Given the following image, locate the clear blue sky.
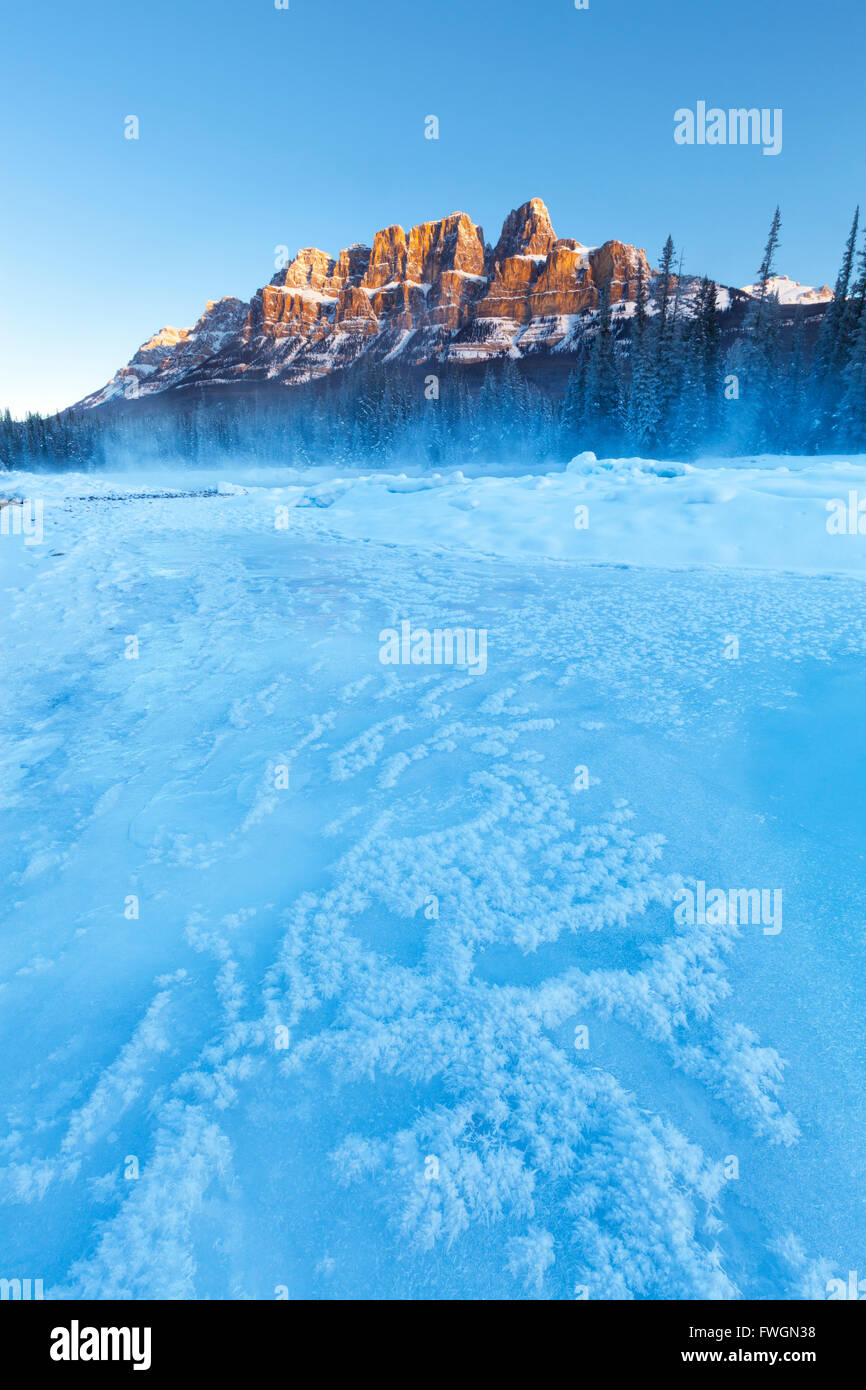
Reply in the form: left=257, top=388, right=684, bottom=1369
left=2, top=0, right=864, bottom=416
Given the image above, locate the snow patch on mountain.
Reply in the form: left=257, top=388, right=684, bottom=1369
left=740, top=275, right=833, bottom=306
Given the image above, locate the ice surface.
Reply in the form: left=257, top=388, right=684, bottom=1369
left=1, top=456, right=864, bottom=1299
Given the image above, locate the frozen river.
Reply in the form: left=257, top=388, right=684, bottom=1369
left=1, top=464, right=865, bottom=1299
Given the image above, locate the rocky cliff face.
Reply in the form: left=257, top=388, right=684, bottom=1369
left=78, top=199, right=682, bottom=406
left=119, top=297, right=249, bottom=398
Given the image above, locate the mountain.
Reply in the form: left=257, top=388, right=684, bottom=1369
left=76, top=198, right=809, bottom=410
left=739, top=274, right=833, bottom=306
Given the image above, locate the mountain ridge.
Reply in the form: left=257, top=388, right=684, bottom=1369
left=76, top=198, right=827, bottom=409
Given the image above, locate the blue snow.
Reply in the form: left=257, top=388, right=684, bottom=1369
left=0, top=465, right=864, bottom=1300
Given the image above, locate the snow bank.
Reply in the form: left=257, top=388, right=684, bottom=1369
left=296, top=453, right=866, bottom=575
left=6, top=452, right=866, bottom=576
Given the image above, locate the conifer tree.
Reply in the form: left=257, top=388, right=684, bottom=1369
left=654, top=235, right=677, bottom=355
left=561, top=358, right=587, bottom=455
left=736, top=208, right=784, bottom=451
left=584, top=285, right=621, bottom=451
left=816, top=207, right=860, bottom=378
left=651, top=236, right=680, bottom=443
left=625, top=260, right=661, bottom=451
left=750, top=206, right=782, bottom=335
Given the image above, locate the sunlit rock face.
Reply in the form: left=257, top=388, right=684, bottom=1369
left=77, top=198, right=706, bottom=404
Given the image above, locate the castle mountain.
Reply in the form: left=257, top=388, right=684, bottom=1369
left=77, top=198, right=825, bottom=409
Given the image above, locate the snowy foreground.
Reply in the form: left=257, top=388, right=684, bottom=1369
left=1, top=453, right=866, bottom=1300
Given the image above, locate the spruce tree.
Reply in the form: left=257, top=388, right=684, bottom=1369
left=561, top=358, right=587, bottom=456
left=625, top=260, right=661, bottom=451
left=651, top=236, right=680, bottom=445
left=816, top=207, right=860, bottom=377
left=738, top=207, right=784, bottom=451
left=584, top=284, right=620, bottom=452
left=750, top=206, right=782, bottom=335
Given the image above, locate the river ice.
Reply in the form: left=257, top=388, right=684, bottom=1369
left=1, top=461, right=864, bottom=1299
